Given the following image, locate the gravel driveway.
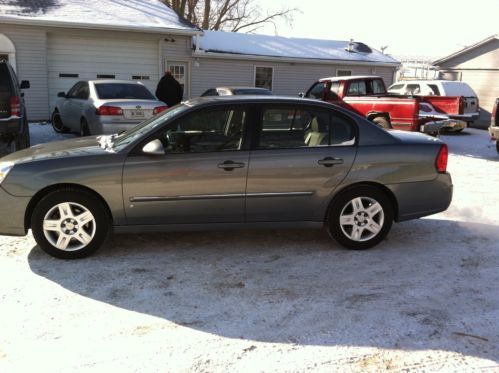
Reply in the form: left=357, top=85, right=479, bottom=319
left=0, top=125, right=498, bottom=372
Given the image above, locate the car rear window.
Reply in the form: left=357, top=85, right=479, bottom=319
left=0, top=63, right=13, bottom=92
left=95, top=83, right=155, bottom=100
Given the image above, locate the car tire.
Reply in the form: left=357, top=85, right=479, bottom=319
left=496, top=140, right=499, bottom=154
left=80, top=118, right=91, bottom=137
left=372, top=116, right=392, bottom=129
left=15, top=118, right=30, bottom=150
left=31, top=188, right=111, bottom=259
left=327, top=186, right=393, bottom=250
left=51, top=110, right=68, bottom=133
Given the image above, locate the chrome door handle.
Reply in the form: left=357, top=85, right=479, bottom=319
left=217, top=160, right=245, bottom=171
left=318, top=157, right=344, bottom=167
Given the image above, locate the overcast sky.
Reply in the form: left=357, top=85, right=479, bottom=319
left=254, top=0, right=498, bottom=59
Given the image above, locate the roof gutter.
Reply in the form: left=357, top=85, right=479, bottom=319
left=0, top=16, right=203, bottom=36
left=193, top=50, right=400, bottom=67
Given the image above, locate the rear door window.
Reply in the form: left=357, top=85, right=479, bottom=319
left=370, top=79, right=386, bottom=94
left=346, top=81, right=367, bottom=96
left=427, top=84, right=441, bottom=95
left=405, top=84, right=421, bottom=95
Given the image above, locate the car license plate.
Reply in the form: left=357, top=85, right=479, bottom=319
left=130, top=110, right=145, bottom=118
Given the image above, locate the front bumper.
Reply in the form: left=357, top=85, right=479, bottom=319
left=0, top=186, right=30, bottom=236
left=421, top=119, right=467, bottom=134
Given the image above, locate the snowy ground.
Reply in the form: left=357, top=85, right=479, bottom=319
left=0, top=124, right=498, bottom=372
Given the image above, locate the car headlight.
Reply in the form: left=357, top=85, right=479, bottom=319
left=0, top=162, right=14, bottom=184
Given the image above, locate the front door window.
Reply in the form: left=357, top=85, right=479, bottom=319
left=167, top=62, right=187, bottom=98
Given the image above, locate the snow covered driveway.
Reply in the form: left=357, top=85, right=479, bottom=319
left=0, top=125, right=498, bottom=372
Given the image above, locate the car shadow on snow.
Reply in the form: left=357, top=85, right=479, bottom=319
left=27, top=218, right=499, bottom=362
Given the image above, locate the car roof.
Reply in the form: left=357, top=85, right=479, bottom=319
left=88, top=80, right=144, bottom=85
left=319, top=75, right=381, bottom=82
left=184, top=95, right=338, bottom=108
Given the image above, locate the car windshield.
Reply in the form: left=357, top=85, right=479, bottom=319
left=94, top=83, right=155, bottom=100
left=110, top=104, right=190, bottom=151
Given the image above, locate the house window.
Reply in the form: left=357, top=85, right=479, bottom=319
left=59, top=73, right=79, bottom=78
left=255, top=66, right=273, bottom=91
left=337, top=69, right=352, bottom=77
left=97, top=74, right=115, bottom=79
left=132, top=75, right=150, bottom=80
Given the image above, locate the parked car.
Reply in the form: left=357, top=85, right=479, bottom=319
left=201, top=86, right=272, bottom=96
left=0, top=96, right=453, bottom=259
left=51, top=80, right=167, bottom=136
left=304, top=76, right=466, bottom=134
left=0, top=59, right=30, bottom=151
left=387, top=80, right=479, bottom=125
left=488, top=98, right=499, bottom=153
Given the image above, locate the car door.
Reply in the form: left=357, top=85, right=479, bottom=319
left=122, top=104, right=251, bottom=225
left=66, top=82, right=89, bottom=130
left=245, top=104, right=357, bottom=222
left=59, top=82, right=82, bottom=129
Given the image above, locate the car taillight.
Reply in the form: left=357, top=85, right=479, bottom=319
left=96, top=106, right=123, bottom=116
left=153, top=105, right=168, bottom=115
left=436, top=144, right=448, bottom=173
left=10, top=96, right=21, bottom=117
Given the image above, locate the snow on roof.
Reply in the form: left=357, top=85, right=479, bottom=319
left=197, top=30, right=399, bottom=65
left=0, top=0, right=200, bottom=34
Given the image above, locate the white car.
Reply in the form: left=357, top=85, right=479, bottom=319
left=51, top=80, right=167, bottom=136
left=388, top=80, right=479, bottom=124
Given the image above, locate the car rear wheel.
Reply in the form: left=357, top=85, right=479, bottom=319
left=31, top=189, right=111, bottom=259
left=51, top=110, right=68, bottom=133
left=80, top=118, right=91, bottom=137
left=327, top=186, right=393, bottom=250
left=496, top=140, right=499, bottom=154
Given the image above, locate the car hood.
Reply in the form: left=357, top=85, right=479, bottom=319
left=1, top=136, right=109, bottom=164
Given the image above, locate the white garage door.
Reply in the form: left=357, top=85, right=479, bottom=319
left=47, top=34, right=159, bottom=111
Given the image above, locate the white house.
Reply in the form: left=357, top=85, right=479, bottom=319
left=1, top=0, right=400, bottom=121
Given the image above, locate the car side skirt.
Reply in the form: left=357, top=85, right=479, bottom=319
left=113, top=221, right=324, bottom=234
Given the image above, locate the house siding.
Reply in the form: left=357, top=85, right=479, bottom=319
left=0, top=24, right=49, bottom=121
left=191, top=57, right=397, bottom=97
left=436, top=39, right=499, bottom=126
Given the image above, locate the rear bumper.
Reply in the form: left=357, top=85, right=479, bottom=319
left=387, top=173, right=453, bottom=222
left=0, top=116, right=22, bottom=136
left=489, top=126, right=499, bottom=140
left=93, top=119, right=144, bottom=135
left=449, top=112, right=480, bottom=122
left=421, top=119, right=466, bottom=134
left=0, top=186, right=29, bottom=236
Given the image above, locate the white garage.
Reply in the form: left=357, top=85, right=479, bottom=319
left=47, top=33, right=160, bottom=111
left=0, top=0, right=201, bottom=120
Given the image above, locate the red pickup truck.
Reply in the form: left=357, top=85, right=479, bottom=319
left=304, top=76, right=466, bottom=134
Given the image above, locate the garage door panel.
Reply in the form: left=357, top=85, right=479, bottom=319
left=47, top=34, right=159, bottom=111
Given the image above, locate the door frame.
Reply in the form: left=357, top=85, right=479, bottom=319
left=164, top=60, right=191, bottom=99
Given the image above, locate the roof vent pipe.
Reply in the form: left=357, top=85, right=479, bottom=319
left=347, top=39, right=354, bottom=52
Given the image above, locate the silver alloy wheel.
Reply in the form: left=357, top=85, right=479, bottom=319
left=339, top=196, right=384, bottom=242
left=42, top=202, right=96, bottom=251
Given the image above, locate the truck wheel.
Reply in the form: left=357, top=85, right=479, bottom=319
left=327, top=186, right=393, bottom=250
left=15, top=120, right=30, bottom=150
left=51, top=110, right=68, bottom=133
left=372, top=116, right=392, bottom=129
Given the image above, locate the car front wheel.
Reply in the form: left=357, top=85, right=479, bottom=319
left=31, top=189, right=110, bottom=259
left=51, top=110, right=68, bottom=133
left=328, top=186, right=393, bottom=250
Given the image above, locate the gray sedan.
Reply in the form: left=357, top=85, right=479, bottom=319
left=0, top=96, right=452, bottom=259
left=51, top=80, right=167, bottom=136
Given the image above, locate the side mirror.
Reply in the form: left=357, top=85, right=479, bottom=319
left=20, top=80, right=30, bottom=89
left=142, top=139, right=165, bottom=155
left=57, top=91, right=66, bottom=98
left=298, top=92, right=305, bottom=98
